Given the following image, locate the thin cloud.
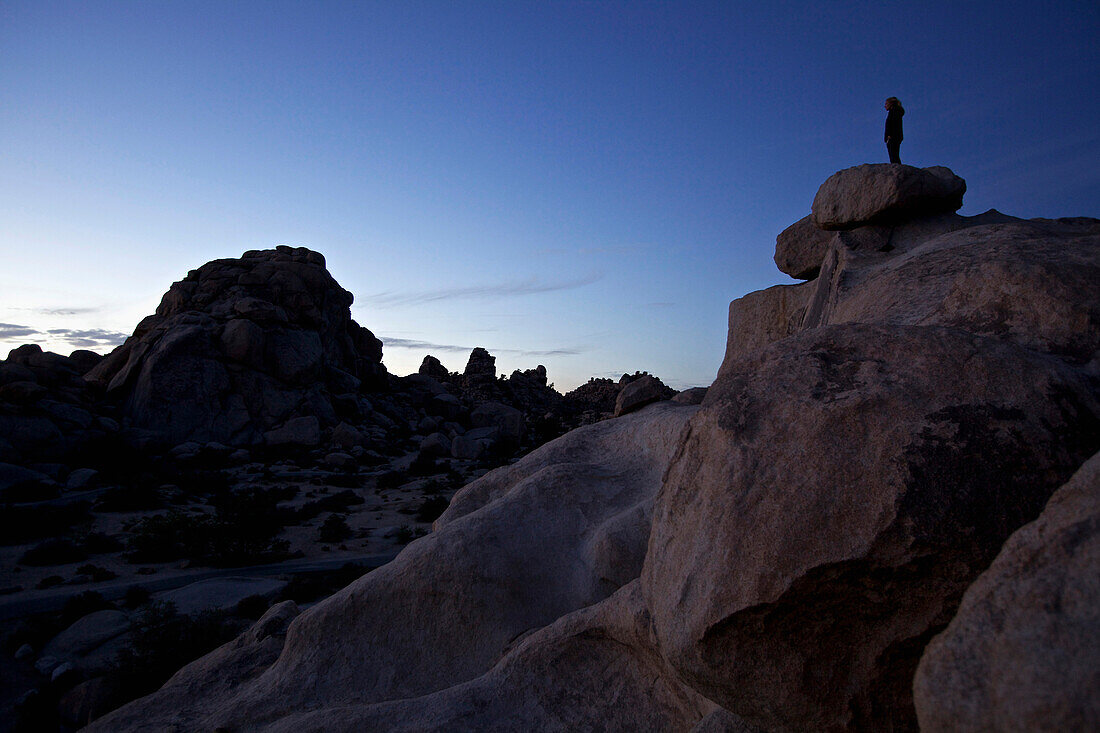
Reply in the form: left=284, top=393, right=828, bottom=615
left=360, top=274, right=602, bottom=308
left=45, top=328, right=128, bottom=348
left=382, top=337, right=472, bottom=353
left=35, top=307, right=102, bottom=316
left=0, top=323, right=38, bottom=339
left=382, top=336, right=583, bottom=359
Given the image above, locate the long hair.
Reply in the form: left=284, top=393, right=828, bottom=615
left=885, top=97, right=905, bottom=114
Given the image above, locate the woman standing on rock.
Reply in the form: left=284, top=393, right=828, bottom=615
left=885, top=97, right=904, bottom=164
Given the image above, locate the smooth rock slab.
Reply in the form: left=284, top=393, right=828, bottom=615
left=155, top=577, right=288, bottom=616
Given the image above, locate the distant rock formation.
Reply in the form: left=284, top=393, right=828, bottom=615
left=71, top=165, right=1100, bottom=731
left=84, top=246, right=385, bottom=446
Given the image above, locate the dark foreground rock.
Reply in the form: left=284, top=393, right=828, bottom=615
left=913, top=451, right=1100, bottom=732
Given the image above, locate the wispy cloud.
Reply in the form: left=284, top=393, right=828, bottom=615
left=35, top=307, right=102, bottom=316
left=359, top=274, right=602, bottom=308
left=0, top=323, right=38, bottom=339
left=382, top=337, right=472, bottom=353
left=45, top=328, right=128, bottom=348
left=381, top=336, right=583, bottom=359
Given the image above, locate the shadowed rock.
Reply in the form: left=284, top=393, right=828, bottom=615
left=914, top=451, right=1100, bottom=732
left=84, top=246, right=385, bottom=446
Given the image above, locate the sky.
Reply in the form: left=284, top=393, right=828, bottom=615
left=1, top=1, right=1097, bottom=391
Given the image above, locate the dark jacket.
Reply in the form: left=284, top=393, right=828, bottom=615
left=885, top=107, right=904, bottom=143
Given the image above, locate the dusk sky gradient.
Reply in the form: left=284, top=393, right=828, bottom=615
left=2, top=1, right=1097, bottom=389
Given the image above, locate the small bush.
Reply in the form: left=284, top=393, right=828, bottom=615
left=95, top=484, right=164, bottom=512
left=408, top=453, right=439, bottom=476
left=415, top=496, right=450, bottom=523
left=318, top=514, right=352, bottom=543
left=376, top=470, right=406, bottom=490
left=0, top=503, right=91, bottom=546
left=234, top=594, right=271, bottom=619
left=19, top=538, right=87, bottom=566
left=36, top=575, right=63, bottom=589
left=81, top=531, right=124, bottom=554
left=77, top=563, right=118, bottom=582
left=59, top=591, right=113, bottom=627
left=295, top=489, right=364, bottom=521
left=123, top=585, right=151, bottom=609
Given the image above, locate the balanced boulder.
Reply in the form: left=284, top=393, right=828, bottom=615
left=811, top=164, right=966, bottom=230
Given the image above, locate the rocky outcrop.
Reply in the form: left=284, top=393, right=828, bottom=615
left=88, top=401, right=698, bottom=730
left=0, top=344, right=109, bottom=465
left=811, top=164, right=966, bottom=230
left=644, top=324, right=1099, bottom=731
left=84, top=166, right=1100, bottom=731
left=85, top=246, right=385, bottom=446
left=913, top=451, right=1100, bottom=732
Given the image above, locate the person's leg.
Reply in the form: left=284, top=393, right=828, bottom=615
left=887, top=140, right=901, bottom=164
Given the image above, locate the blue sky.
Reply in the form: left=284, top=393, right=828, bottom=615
left=1, top=1, right=1097, bottom=390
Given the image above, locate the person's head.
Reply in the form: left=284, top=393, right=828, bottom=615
left=885, top=97, right=902, bottom=111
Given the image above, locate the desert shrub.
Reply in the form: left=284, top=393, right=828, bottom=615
left=0, top=502, right=91, bottom=545
left=415, top=496, right=450, bottom=523
left=234, top=594, right=271, bottom=619
left=107, top=602, right=240, bottom=707
left=19, top=537, right=87, bottom=566
left=126, top=488, right=292, bottom=567
left=393, top=525, right=417, bottom=544
left=295, top=489, right=364, bottom=521
left=36, top=575, right=63, bottom=589
left=76, top=563, right=118, bottom=582
left=408, top=453, right=438, bottom=476
left=95, top=483, right=164, bottom=512
left=123, top=585, right=151, bottom=609
left=0, top=480, right=59, bottom=503
left=376, top=470, right=406, bottom=490
left=124, top=510, right=206, bottom=564
left=278, top=563, right=372, bottom=604
left=80, top=531, right=124, bottom=554
left=318, top=514, right=352, bottom=543
left=59, top=591, right=114, bottom=627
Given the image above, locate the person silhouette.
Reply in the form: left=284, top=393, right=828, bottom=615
left=884, top=97, right=904, bottom=164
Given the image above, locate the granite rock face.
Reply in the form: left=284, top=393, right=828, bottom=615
left=644, top=324, right=1099, bottom=731
left=84, top=167, right=1100, bottom=731
left=85, top=246, right=385, bottom=445
left=913, top=451, right=1100, bottom=732
left=811, top=164, right=966, bottom=230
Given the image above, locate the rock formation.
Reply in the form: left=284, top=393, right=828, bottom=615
left=81, top=165, right=1100, bottom=731
left=85, top=246, right=386, bottom=446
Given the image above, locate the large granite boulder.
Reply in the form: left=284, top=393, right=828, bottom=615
left=812, top=164, right=966, bottom=230
left=643, top=324, right=1100, bottom=731
left=913, top=451, right=1100, bottom=732
left=774, top=214, right=835, bottom=279
left=85, top=246, right=386, bottom=445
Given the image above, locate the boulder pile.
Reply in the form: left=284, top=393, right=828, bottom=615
left=84, top=246, right=386, bottom=446
left=72, top=164, right=1100, bottom=731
